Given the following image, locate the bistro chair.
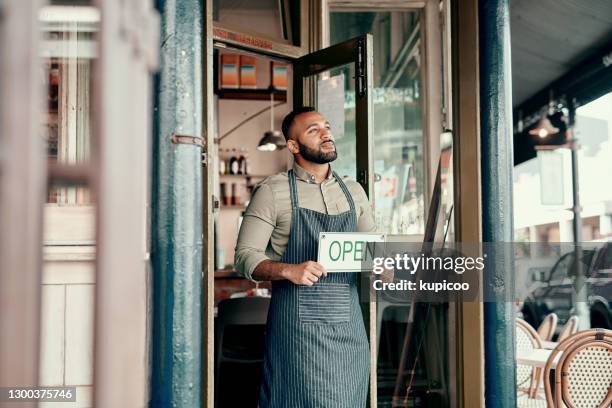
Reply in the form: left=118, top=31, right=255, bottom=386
left=537, top=313, right=558, bottom=342
left=516, top=318, right=542, bottom=399
left=526, top=316, right=580, bottom=401
left=543, top=329, right=612, bottom=407
left=556, top=316, right=579, bottom=343
left=214, top=296, right=270, bottom=407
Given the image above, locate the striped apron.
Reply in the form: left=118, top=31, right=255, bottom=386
left=259, top=169, right=369, bottom=408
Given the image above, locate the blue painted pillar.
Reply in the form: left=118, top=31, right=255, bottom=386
left=479, top=0, right=516, bottom=406
left=151, top=0, right=203, bottom=406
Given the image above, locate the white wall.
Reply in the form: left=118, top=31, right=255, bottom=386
left=40, top=207, right=95, bottom=408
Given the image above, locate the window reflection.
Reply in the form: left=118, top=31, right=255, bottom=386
left=331, top=11, right=426, bottom=235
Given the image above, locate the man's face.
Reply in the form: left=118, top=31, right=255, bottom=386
left=288, top=111, right=337, bottom=164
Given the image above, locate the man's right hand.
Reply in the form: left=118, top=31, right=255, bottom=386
left=282, top=261, right=327, bottom=286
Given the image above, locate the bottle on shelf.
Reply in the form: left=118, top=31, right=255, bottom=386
left=229, top=148, right=239, bottom=175
left=238, top=148, right=249, bottom=175
left=230, top=183, right=238, bottom=206
left=224, top=149, right=232, bottom=175
left=218, top=148, right=226, bottom=175
left=220, top=182, right=230, bottom=206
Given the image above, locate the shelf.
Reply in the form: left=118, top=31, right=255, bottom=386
left=216, top=88, right=287, bottom=101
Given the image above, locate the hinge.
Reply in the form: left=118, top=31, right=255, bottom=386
left=171, top=133, right=203, bottom=147
left=356, top=39, right=366, bottom=97
left=358, top=169, right=368, bottom=187
left=212, top=195, right=220, bottom=213
left=170, top=133, right=206, bottom=166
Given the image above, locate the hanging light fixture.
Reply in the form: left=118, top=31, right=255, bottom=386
left=257, top=92, right=286, bottom=151
left=529, top=91, right=560, bottom=139
left=528, top=114, right=559, bottom=139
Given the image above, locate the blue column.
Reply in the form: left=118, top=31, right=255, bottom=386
left=151, top=0, right=203, bottom=406
left=479, top=0, right=516, bottom=406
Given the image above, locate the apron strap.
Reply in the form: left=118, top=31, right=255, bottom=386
left=288, top=169, right=299, bottom=208
left=333, top=171, right=357, bottom=215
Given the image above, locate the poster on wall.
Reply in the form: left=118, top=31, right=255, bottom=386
left=220, top=54, right=239, bottom=88
left=271, top=61, right=288, bottom=90
left=240, top=56, right=257, bottom=89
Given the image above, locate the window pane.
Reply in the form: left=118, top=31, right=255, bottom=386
left=331, top=11, right=426, bottom=235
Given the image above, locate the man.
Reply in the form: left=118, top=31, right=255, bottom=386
left=235, top=107, right=376, bottom=407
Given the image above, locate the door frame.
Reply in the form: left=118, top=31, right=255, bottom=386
left=0, top=0, right=46, bottom=396
left=203, top=1, right=485, bottom=407
left=204, top=28, right=377, bottom=407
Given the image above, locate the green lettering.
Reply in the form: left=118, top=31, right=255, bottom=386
left=342, top=241, right=353, bottom=261
left=329, top=241, right=342, bottom=261
left=354, top=241, right=364, bottom=261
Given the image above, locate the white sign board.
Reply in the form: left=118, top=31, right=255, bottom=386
left=538, top=150, right=566, bottom=206
left=318, top=232, right=385, bottom=272
left=317, top=74, right=345, bottom=138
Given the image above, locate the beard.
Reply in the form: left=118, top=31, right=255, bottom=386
left=298, top=141, right=338, bottom=164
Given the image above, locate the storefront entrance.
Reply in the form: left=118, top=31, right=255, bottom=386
left=204, top=1, right=468, bottom=407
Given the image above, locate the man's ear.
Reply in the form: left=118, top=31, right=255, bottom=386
left=287, top=139, right=299, bottom=154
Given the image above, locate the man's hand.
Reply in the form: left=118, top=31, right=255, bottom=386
left=282, top=261, right=328, bottom=286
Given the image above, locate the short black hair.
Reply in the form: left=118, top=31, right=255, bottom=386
left=281, top=106, right=316, bottom=140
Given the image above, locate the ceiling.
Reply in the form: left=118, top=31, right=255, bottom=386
left=510, top=0, right=612, bottom=107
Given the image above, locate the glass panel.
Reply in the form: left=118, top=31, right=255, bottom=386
left=308, top=64, right=357, bottom=179
left=41, top=5, right=96, bottom=205
left=297, top=63, right=357, bottom=179
left=331, top=11, right=425, bottom=235
left=214, top=0, right=292, bottom=44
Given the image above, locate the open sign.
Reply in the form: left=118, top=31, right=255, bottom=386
left=318, top=232, right=386, bottom=272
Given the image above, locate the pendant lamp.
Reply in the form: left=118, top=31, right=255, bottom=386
left=257, top=92, right=286, bottom=151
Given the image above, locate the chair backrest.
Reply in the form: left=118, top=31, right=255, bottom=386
left=543, top=329, right=612, bottom=408
left=557, top=316, right=579, bottom=342
left=516, top=318, right=542, bottom=388
left=216, top=296, right=270, bottom=326
left=560, top=339, right=612, bottom=408
left=537, top=313, right=558, bottom=342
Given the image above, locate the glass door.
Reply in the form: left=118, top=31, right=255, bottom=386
left=293, top=34, right=373, bottom=195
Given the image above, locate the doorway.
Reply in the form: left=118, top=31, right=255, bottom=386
left=210, top=33, right=375, bottom=407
